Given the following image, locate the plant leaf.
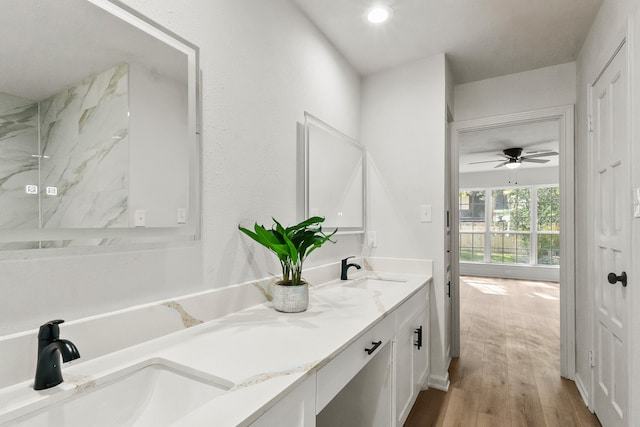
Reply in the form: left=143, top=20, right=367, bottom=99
left=282, top=232, right=299, bottom=264
left=286, top=216, right=325, bottom=233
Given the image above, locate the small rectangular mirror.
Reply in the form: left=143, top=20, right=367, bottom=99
left=304, top=112, right=365, bottom=233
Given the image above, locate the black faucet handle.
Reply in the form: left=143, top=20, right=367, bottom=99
left=38, top=319, right=65, bottom=341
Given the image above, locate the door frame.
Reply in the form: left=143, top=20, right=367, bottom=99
left=450, top=105, right=576, bottom=379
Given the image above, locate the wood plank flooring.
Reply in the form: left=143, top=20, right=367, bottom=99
left=405, top=276, right=601, bottom=427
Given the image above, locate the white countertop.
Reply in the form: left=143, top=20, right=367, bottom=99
left=0, top=271, right=430, bottom=426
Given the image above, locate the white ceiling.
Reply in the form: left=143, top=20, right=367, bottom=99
left=291, top=0, right=602, bottom=84
left=0, top=0, right=187, bottom=101
left=458, top=119, right=560, bottom=173
left=291, top=0, right=589, bottom=174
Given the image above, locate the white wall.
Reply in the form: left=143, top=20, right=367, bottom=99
left=454, top=62, right=576, bottom=121
left=360, top=54, right=449, bottom=386
left=0, top=0, right=362, bottom=335
left=574, top=0, right=637, bottom=414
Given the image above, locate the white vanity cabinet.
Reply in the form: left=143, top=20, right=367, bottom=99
left=395, top=286, right=430, bottom=426
left=316, top=312, right=396, bottom=413
left=316, top=312, right=395, bottom=427
left=250, top=375, right=317, bottom=427
left=315, top=282, right=430, bottom=427
left=234, top=279, right=430, bottom=427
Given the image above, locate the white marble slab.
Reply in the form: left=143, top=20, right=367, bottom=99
left=0, top=92, right=39, bottom=233
left=39, top=63, right=129, bottom=229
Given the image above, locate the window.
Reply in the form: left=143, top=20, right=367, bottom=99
left=536, top=186, right=560, bottom=265
left=490, top=188, right=530, bottom=264
left=459, top=186, right=559, bottom=266
left=459, top=191, right=485, bottom=262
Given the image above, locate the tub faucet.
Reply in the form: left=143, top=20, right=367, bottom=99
left=341, top=256, right=361, bottom=280
left=34, top=319, right=80, bottom=390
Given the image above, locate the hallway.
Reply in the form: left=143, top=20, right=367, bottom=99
left=405, top=276, right=601, bottom=426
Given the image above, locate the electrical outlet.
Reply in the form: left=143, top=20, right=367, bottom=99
left=367, top=231, right=377, bottom=248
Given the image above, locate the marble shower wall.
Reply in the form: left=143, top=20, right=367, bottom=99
left=0, top=93, right=39, bottom=232
left=0, top=63, right=129, bottom=249
left=39, top=63, right=129, bottom=229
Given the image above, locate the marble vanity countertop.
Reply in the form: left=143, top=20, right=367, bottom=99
left=0, top=271, right=430, bottom=426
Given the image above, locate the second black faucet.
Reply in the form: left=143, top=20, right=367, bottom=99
left=341, top=256, right=361, bottom=280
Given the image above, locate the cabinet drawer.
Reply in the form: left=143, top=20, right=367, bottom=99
left=316, top=313, right=395, bottom=412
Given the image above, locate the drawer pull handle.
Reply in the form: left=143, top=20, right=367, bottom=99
left=365, top=340, right=382, bottom=355
left=414, top=326, right=423, bottom=349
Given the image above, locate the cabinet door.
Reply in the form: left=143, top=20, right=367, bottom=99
left=396, top=305, right=429, bottom=426
left=395, top=309, right=417, bottom=425
left=412, top=307, right=429, bottom=392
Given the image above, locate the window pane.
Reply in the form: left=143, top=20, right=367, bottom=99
left=490, top=233, right=530, bottom=264
left=459, top=191, right=485, bottom=232
left=537, top=186, right=560, bottom=231
left=538, top=234, right=560, bottom=265
left=459, top=233, right=484, bottom=262
left=491, top=188, right=530, bottom=232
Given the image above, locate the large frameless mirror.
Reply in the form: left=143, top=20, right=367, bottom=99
left=304, top=112, right=365, bottom=233
left=0, top=0, right=200, bottom=250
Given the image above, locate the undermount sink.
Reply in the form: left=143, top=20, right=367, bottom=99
left=345, top=277, right=407, bottom=290
left=10, top=358, right=233, bottom=426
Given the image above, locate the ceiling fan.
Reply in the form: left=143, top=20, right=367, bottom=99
left=469, top=147, right=558, bottom=169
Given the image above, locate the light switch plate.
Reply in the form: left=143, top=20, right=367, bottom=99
left=134, top=210, right=146, bottom=227
left=634, top=188, right=640, bottom=218
left=420, top=204, right=432, bottom=223
left=177, top=208, right=187, bottom=224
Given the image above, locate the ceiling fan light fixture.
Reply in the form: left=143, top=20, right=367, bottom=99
left=366, top=5, right=393, bottom=24
left=505, top=161, right=521, bottom=170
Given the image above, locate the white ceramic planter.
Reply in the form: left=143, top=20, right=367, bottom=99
left=272, top=282, right=309, bottom=313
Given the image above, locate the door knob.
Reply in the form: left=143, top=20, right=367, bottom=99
left=607, top=271, right=627, bottom=287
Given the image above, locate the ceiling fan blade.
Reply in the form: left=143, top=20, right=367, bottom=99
left=494, top=161, right=508, bottom=168
left=522, top=151, right=558, bottom=159
left=469, top=159, right=504, bottom=164
left=521, top=158, right=549, bottom=163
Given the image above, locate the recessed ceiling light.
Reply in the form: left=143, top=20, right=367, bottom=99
left=367, top=5, right=393, bottom=24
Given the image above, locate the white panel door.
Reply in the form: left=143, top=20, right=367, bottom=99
left=591, top=43, right=630, bottom=427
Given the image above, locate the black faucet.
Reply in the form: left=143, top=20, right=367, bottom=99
left=341, top=256, right=362, bottom=280
left=34, top=319, right=80, bottom=390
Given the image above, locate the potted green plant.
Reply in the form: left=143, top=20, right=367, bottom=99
left=238, top=216, right=336, bottom=312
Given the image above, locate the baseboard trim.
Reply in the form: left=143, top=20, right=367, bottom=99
left=427, top=372, right=450, bottom=391
left=575, top=373, right=592, bottom=410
